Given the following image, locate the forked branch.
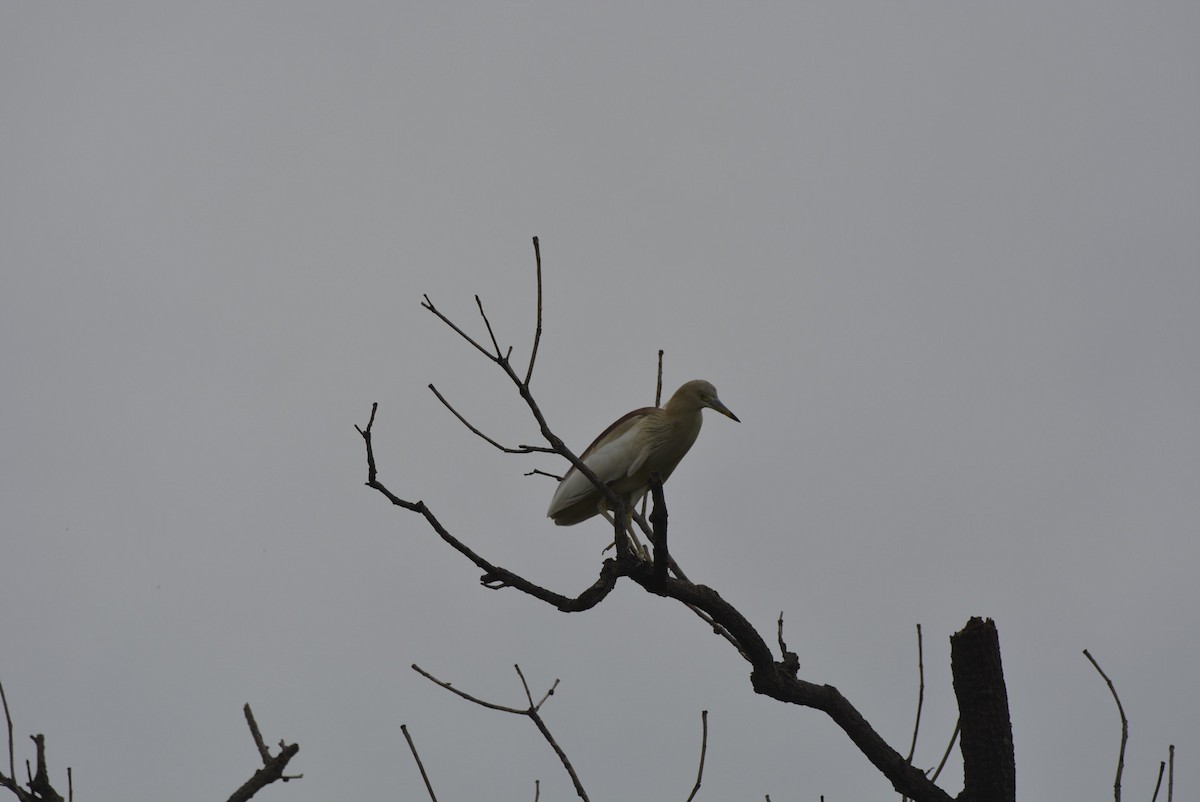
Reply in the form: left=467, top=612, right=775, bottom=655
left=225, top=705, right=301, bottom=802
left=412, top=664, right=589, bottom=802
left=0, top=682, right=66, bottom=802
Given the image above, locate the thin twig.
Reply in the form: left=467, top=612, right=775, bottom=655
left=776, top=612, right=799, bottom=674
left=475, top=295, right=504, bottom=358
left=412, top=664, right=589, bottom=802
left=401, top=725, right=439, bottom=802
left=411, top=664, right=527, bottom=714
left=1167, top=744, right=1174, bottom=802
left=905, top=624, right=926, bottom=764
left=1149, top=760, right=1165, bottom=802
left=527, top=704, right=588, bottom=802
left=243, top=704, right=271, bottom=764
left=928, top=719, right=959, bottom=784
left=1084, top=649, right=1127, bottom=802
left=684, top=710, right=709, bottom=802
left=533, top=679, right=560, bottom=712
left=428, top=384, right=555, bottom=454
left=655, top=350, right=664, bottom=407
left=66, top=766, right=71, bottom=802
left=0, top=681, right=13, bottom=787
left=515, top=665, right=536, bottom=708
left=422, top=294, right=495, bottom=360
left=525, top=468, right=564, bottom=481
left=430, top=308, right=633, bottom=525
left=524, top=236, right=543, bottom=386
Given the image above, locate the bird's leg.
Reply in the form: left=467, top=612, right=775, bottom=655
left=597, top=501, right=649, bottom=560
left=622, top=508, right=649, bottom=560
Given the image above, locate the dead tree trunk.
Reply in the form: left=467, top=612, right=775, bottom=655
left=951, top=617, right=1016, bottom=802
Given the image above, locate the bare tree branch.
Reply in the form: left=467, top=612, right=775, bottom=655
left=27, top=736, right=63, bottom=802
left=928, top=719, right=959, bottom=784
left=428, top=383, right=555, bottom=454
left=684, top=710, right=708, bottom=802
left=655, top=349, right=664, bottom=407
left=243, top=704, right=272, bottom=764
left=474, top=294, right=504, bottom=358
left=401, top=724, right=439, bottom=802
left=905, top=623, right=926, bottom=764
left=413, top=664, right=589, bottom=802
left=1168, top=743, right=1174, bottom=802
left=776, top=613, right=800, bottom=676
left=525, top=468, right=564, bottom=481
left=524, top=236, right=543, bottom=386
left=421, top=294, right=495, bottom=361
left=1150, top=759, right=1166, bottom=802
left=0, top=684, right=66, bottom=802
left=1084, top=649, right=1128, bottom=802
left=225, top=705, right=300, bottom=802
left=1, top=682, right=13, bottom=790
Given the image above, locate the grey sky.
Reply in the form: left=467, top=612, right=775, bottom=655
left=3, top=3, right=1198, bottom=800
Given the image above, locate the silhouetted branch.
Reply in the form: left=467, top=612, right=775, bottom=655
left=243, top=703, right=271, bottom=764
left=427, top=383, right=555, bottom=455
left=421, top=294, right=495, bottom=361
left=655, top=349, right=664, bottom=407
left=1084, top=649, right=1128, bottom=802
left=0, top=683, right=67, bottom=802
left=1166, top=744, right=1176, bottom=802
left=928, top=719, right=959, bottom=784
left=1168, top=744, right=1174, bottom=802
left=1150, top=759, right=1166, bottom=802
left=474, top=294, right=504, bottom=358
left=524, top=236, right=543, bottom=386
left=401, top=724, right=439, bottom=802
left=225, top=705, right=300, bottom=802
left=648, top=473, right=669, bottom=587
left=776, top=613, right=799, bottom=676
left=905, top=623, right=926, bottom=764
left=684, top=711, right=709, bottom=802
left=1, top=682, right=13, bottom=791
left=413, top=664, right=588, bottom=802
left=525, top=468, right=564, bottom=481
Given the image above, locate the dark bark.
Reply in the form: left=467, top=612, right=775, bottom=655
left=951, top=617, right=1015, bottom=802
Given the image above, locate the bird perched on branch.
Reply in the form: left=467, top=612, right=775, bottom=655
left=547, top=379, right=740, bottom=526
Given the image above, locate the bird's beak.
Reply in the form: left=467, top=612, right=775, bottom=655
left=710, top=398, right=740, bottom=422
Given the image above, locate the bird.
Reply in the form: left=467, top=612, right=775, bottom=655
left=547, top=379, right=739, bottom=527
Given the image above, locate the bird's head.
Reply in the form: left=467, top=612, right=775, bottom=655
left=671, top=379, right=740, bottom=422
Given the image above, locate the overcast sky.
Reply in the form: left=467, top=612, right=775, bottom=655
left=3, top=3, right=1198, bottom=800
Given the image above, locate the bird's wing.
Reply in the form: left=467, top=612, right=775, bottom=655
left=547, top=409, right=654, bottom=516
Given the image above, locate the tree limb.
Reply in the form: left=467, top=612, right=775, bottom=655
left=401, top=724, right=439, bottom=802
left=413, top=664, right=589, bottom=802
left=1083, top=648, right=1128, bottom=802
left=225, top=705, right=300, bottom=802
